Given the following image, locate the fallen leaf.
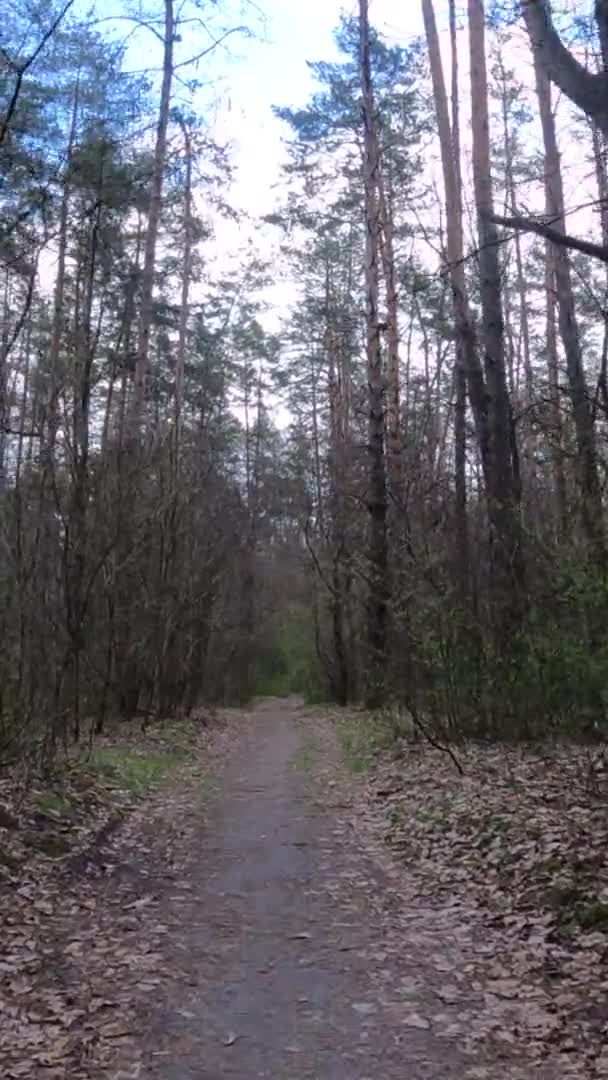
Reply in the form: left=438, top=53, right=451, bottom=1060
left=402, top=1013, right=430, bottom=1030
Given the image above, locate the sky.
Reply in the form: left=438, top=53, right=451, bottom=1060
left=209, top=0, right=426, bottom=220
left=72, top=1, right=602, bottom=427
left=172, top=0, right=431, bottom=339
left=206, top=1, right=596, bottom=269
left=84, top=0, right=431, bottom=345
left=82, top=0, right=598, bottom=295
left=161, top=0, right=424, bottom=420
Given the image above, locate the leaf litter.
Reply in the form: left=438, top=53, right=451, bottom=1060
left=350, top=733, right=608, bottom=1077
left=0, top=709, right=233, bottom=1079
left=4, top=703, right=607, bottom=1079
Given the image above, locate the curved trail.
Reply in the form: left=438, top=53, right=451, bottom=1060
left=140, top=699, right=481, bottom=1079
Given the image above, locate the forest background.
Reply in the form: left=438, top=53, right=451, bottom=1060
left=1, top=0, right=608, bottom=763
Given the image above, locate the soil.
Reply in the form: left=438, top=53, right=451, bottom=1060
left=135, top=699, right=533, bottom=1079
left=3, top=698, right=557, bottom=1078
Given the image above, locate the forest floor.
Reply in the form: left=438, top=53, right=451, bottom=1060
left=0, top=698, right=607, bottom=1078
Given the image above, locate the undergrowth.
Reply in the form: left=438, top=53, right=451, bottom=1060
left=89, top=746, right=187, bottom=797
left=336, top=710, right=399, bottom=773
left=290, top=732, right=321, bottom=772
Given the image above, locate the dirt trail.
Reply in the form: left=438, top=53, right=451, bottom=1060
left=137, top=699, right=520, bottom=1080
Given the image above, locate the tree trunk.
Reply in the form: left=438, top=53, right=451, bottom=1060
left=532, top=49, right=605, bottom=564
left=421, top=0, right=491, bottom=489
left=359, top=0, right=388, bottom=707
left=130, top=0, right=174, bottom=436
left=448, top=0, right=470, bottom=602
left=496, top=51, right=534, bottom=409
left=326, top=266, right=350, bottom=706
left=377, top=161, right=402, bottom=506
left=468, top=0, right=525, bottom=626
left=174, top=118, right=193, bottom=473
left=66, top=190, right=102, bottom=743
left=0, top=271, right=10, bottom=491
left=590, top=120, right=608, bottom=420
left=522, top=0, right=608, bottom=135
left=45, top=76, right=80, bottom=466
left=544, top=245, right=568, bottom=537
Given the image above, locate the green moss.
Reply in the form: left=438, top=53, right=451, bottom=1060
left=337, top=712, right=397, bottom=774
left=254, top=670, right=293, bottom=698
left=34, top=790, right=70, bottom=817
left=490, top=814, right=510, bottom=833
left=575, top=899, right=608, bottom=930
left=0, top=846, right=21, bottom=870
left=548, top=880, right=582, bottom=910
left=477, top=830, right=494, bottom=850
left=252, top=604, right=330, bottom=704
left=427, top=803, right=452, bottom=831
left=539, top=853, right=564, bottom=877
left=90, top=746, right=187, bottom=796
left=290, top=733, right=321, bottom=772
left=388, top=801, right=409, bottom=829
left=477, top=813, right=512, bottom=850
left=32, top=833, right=71, bottom=856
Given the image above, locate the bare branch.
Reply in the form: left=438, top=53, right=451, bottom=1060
left=91, top=14, right=165, bottom=45
left=521, top=1, right=608, bottom=134
left=406, top=698, right=464, bottom=775
left=173, top=25, right=249, bottom=70
left=488, top=209, right=608, bottom=265
left=0, top=0, right=75, bottom=149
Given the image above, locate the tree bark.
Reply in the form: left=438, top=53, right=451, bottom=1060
left=377, top=162, right=402, bottom=506
left=421, top=0, right=491, bottom=490
left=522, top=1, right=608, bottom=134
left=532, top=50, right=605, bottom=563
left=490, top=210, right=608, bottom=266
left=130, top=0, right=174, bottom=436
left=45, top=76, right=80, bottom=465
left=468, top=0, right=525, bottom=618
left=544, top=245, right=568, bottom=537
left=496, top=50, right=534, bottom=408
left=590, top=119, right=608, bottom=420
left=174, top=117, right=193, bottom=472
left=326, top=265, right=349, bottom=705
left=449, top=0, right=470, bottom=602
left=359, top=0, right=388, bottom=707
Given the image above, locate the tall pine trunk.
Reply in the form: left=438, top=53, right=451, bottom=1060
left=449, top=0, right=469, bottom=603
left=359, top=0, right=388, bottom=707
left=378, top=162, right=402, bottom=506
left=130, top=0, right=174, bottom=436
left=468, top=0, right=525, bottom=634
left=544, top=246, right=568, bottom=538
left=174, top=117, right=193, bottom=473
left=530, top=42, right=605, bottom=565
left=422, top=0, right=490, bottom=489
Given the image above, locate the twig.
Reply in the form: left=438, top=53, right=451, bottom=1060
left=406, top=700, right=463, bottom=775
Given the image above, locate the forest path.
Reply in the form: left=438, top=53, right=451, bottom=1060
left=137, top=699, right=519, bottom=1080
